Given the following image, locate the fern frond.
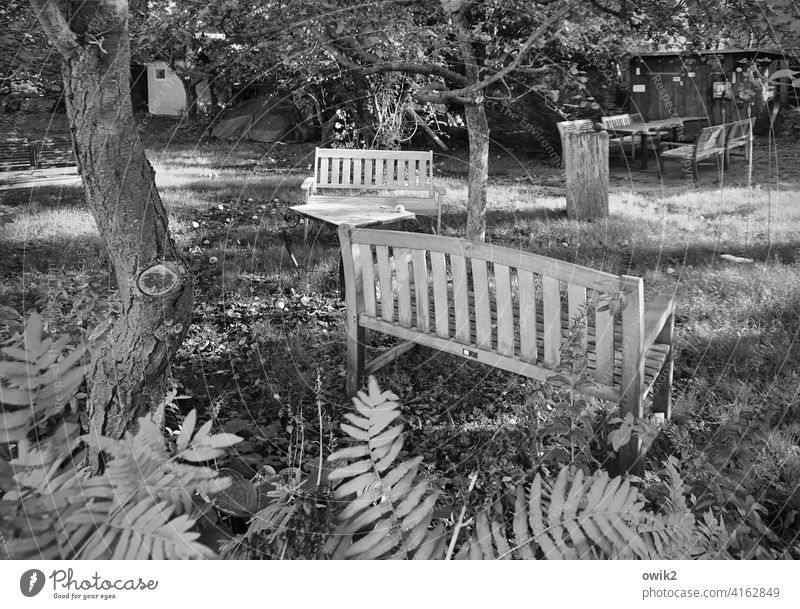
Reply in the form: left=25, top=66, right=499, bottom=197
left=460, top=467, right=695, bottom=559
left=0, top=312, right=87, bottom=444
left=326, top=377, right=444, bottom=559
left=70, top=498, right=215, bottom=559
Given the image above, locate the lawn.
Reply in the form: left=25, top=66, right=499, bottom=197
left=1, top=133, right=799, bottom=558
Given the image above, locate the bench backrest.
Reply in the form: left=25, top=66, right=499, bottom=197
left=694, top=125, right=726, bottom=159
left=724, top=118, right=755, bottom=147
left=0, top=140, right=35, bottom=171
left=339, top=226, right=645, bottom=397
left=312, top=148, right=434, bottom=195
left=34, top=139, right=75, bottom=168
left=556, top=119, right=594, bottom=138
left=629, top=113, right=644, bottom=123
left=601, top=114, right=631, bottom=129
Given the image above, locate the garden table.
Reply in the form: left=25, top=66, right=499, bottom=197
left=285, top=200, right=417, bottom=296
left=606, top=116, right=709, bottom=169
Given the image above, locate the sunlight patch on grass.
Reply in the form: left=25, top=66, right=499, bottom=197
left=1, top=207, right=97, bottom=245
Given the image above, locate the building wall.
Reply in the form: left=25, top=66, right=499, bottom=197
left=627, top=52, right=780, bottom=135
left=147, top=61, right=185, bottom=116
left=146, top=61, right=211, bottom=116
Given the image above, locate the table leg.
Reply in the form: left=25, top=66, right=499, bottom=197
left=640, top=131, right=648, bottom=170
left=338, top=252, right=346, bottom=300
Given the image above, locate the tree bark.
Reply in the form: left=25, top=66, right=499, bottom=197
left=180, top=76, right=199, bottom=122
left=31, top=0, right=192, bottom=443
left=464, top=101, right=490, bottom=242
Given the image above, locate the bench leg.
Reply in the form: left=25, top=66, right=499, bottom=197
left=652, top=313, right=675, bottom=420
left=346, top=324, right=366, bottom=398
left=618, top=394, right=644, bottom=476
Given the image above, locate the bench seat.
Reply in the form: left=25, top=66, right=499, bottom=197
left=660, top=145, right=724, bottom=160
left=307, top=194, right=440, bottom=217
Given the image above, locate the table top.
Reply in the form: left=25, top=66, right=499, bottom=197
left=289, top=200, right=416, bottom=228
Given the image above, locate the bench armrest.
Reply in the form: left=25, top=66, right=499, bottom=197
left=300, top=177, right=316, bottom=192
left=643, top=293, right=676, bottom=353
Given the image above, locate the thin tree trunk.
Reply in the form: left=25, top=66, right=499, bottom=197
left=31, top=0, right=192, bottom=443
left=181, top=77, right=199, bottom=122
left=464, top=101, right=489, bottom=242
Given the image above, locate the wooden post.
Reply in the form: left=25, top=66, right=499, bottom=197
left=563, top=130, right=609, bottom=220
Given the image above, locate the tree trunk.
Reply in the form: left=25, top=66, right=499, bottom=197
left=181, top=76, right=199, bottom=122
left=464, top=101, right=490, bottom=242
left=31, top=0, right=192, bottom=443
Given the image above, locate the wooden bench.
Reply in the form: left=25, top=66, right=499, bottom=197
left=300, top=148, right=446, bottom=235
left=659, top=124, right=726, bottom=181
left=0, top=139, right=36, bottom=171
left=339, top=225, right=677, bottom=472
left=600, top=113, right=647, bottom=162
left=723, top=118, right=755, bottom=168
left=0, top=138, right=78, bottom=191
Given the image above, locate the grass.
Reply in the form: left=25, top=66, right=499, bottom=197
left=1, top=136, right=799, bottom=556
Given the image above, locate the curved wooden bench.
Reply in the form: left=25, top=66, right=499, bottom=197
left=339, top=225, right=676, bottom=472
left=300, top=148, right=445, bottom=235
left=659, top=124, right=726, bottom=181
left=0, top=138, right=78, bottom=190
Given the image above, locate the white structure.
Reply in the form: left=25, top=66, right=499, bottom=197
left=146, top=60, right=211, bottom=116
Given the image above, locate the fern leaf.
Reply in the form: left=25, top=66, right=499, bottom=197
left=327, top=377, right=441, bottom=559
left=512, top=485, right=536, bottom=559
left=462, top=466, right=697, bottom=560
left=177, top=410, right=196, bottom=451
left=328, top=445, right=370, bottom=461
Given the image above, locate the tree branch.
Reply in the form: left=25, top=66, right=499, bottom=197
left=431, top=4, right=574, bottom=102
left=29, top=0, right=81, bottom=58
left=315, top=29, right=468, bottom=86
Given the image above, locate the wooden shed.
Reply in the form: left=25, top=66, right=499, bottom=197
left=627, top=48, right=786, bottom=136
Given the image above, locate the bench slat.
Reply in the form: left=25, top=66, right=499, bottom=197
left=494, top=264, right=514, bottom=357
left=471, top=259, right=492, bottom=349
left=568, top=284, right=587, bottom=352
left=595, top=303, right=615, bottom=385
left=360, top=244, right=377, bottom=316
left=543, top=277, right=561, bottom=366
left=319, top=157, right=329, bottom=186
left=431, top=252, right=449, bottom=338
left=518, top=270, right=537, bottom=363
left=412, top=250, right=430, bottom=333
left=396, top=248, right=413, bottom=327
left=376, top=246, right=394, bottom=322
left=451, top=255, right=470, bottom=344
